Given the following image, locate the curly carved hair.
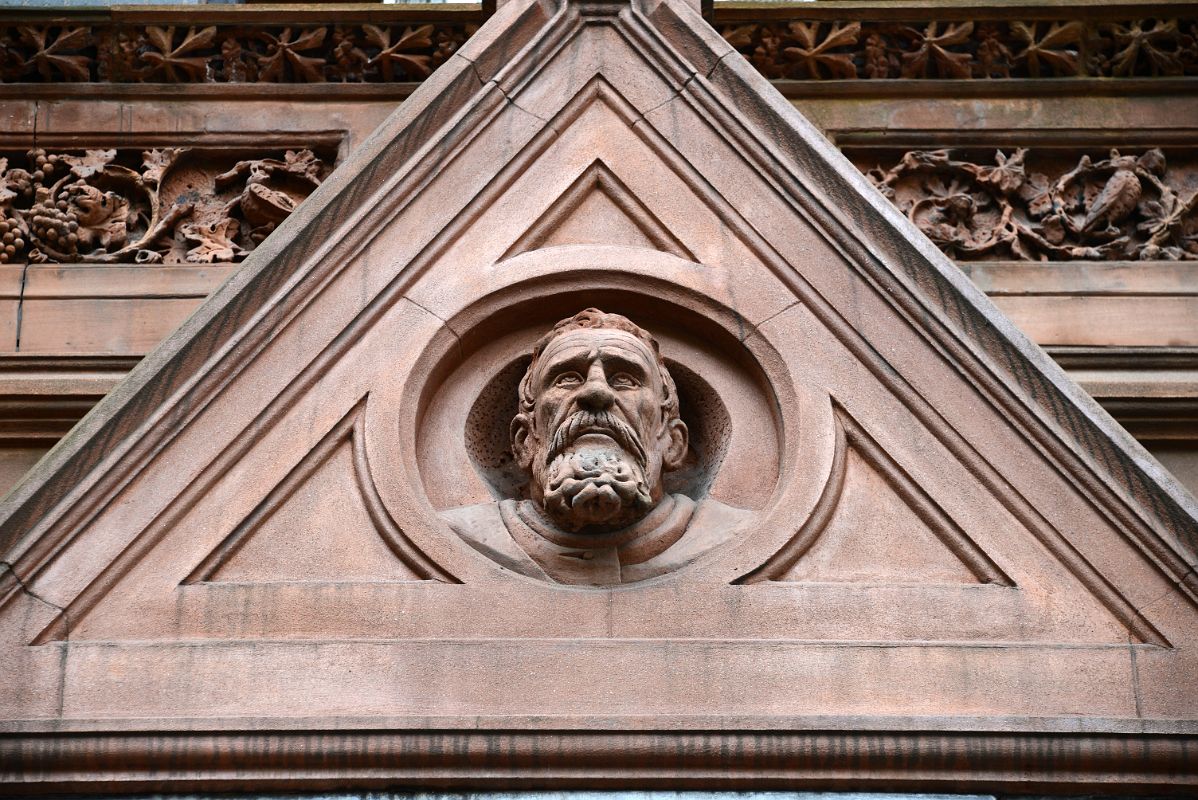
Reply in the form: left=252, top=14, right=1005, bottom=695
left=517, top=308, right=679, bottom=421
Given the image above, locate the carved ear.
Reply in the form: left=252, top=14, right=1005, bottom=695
left=662, top=417, right=688, bottom=471
left=511, top=413, right=535, bottom=471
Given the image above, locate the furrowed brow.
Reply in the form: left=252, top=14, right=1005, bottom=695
left=540, top=351, right=591, bottom=381
left=599, top=350, right=650, bottom=379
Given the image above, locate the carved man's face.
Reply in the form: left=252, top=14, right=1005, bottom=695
left=512, top=327, right=687, bottom=533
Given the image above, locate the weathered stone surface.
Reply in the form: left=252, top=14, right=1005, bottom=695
left=17, top=264, right=234, bottom=354
left=0, top=146, right=330, bottom=266
left=860, top=146, right=1198, bottom=262
left=0, top=19, right=476, bottom=84
left=0, top=0, right=1196, bottom=793
left=5, top=5, right=1195, bottom=84
left=720, top=16, right=1198, bottom=81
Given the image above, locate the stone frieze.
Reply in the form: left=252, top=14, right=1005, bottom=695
left=859, top=146, right=1198, bottom=261
left=720, top=17, right=1198, bottom=80
left=0, top=22, right=476, bottom=83
left=0, top=146, right=328, bottom=264
left=0, top=12, right=1194, bottom=84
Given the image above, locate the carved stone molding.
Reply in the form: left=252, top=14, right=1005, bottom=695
left=0, top=147, right=330, bottom=265
left=0, top=5, right=1194, bottom=85
left=0, top=355, right=137, bottom=444
left=856, top=146, right=1198, bottom=261
left=0, top=22, right=475, bottom=84
left=719, top=16, right=1198, bottom=80
left=2, top=724, right=1196, bottom=793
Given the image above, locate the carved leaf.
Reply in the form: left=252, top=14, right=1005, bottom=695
left=282, top=149, right=323, bottom=184
left=365, top=24, right=435, bottom=80
left=395, top=23, right=435, bottom=53
left=144, top=26, right=174, bottom=57
left=18, top=26, right=92, bottom=81
left=288, top=27, right=328, bottom=53
left=788, top=21, right=818, bottom=51
left=48, top=25, right=90, bottom=52
left=141, top=148, right=185, bottom=186
left=931, top=45, right=974, bottom=79
left=972, top=149, right=1027, bottom=195
left=361, top=24, right=390, bottom=51
left=1019, top=173, right=1055, bottom=218
left=140, top=26, right=217, bottom=82
left=928, top=20, right=975, bottom=47
left=43, top=53, right=90, bottom=82
left=1106, top=26, right=1140, bottom=76
left=1038, top=20, right=1088, bottom=50
left=172, top=25, right=218, bottom=57
left=1011, top=21, right=1085, bottom=77
left=286, top=49, right=327, bottom=83
left=899, top=44, right=932, bottom=78
left=1105, top=20, right=1182, bottom=77
left=899, top=22, right=975, bottom=79
left=61, top=149, right=116, bottom=179
left=1137, top=197, right=1172, bottom=236
left=780, top=21, right=860, bottom=79
left=1144, top=41, right=1184, bottom=75
left=183, top=218, right=245, bottom=263
left=782, top=47, right=858, bottom=79
left=258, top=27, right=328, bottom=83
left=721, top=25, right=756, bottom=50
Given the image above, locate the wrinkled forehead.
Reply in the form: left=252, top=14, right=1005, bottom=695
left=534, top=328, right=659, bottom=381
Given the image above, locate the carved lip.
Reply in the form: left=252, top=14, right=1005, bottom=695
left=573, top=428, right=620, bottom=445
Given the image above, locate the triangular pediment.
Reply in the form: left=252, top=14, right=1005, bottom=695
left=504, top=159, right=694, bottom=259
left=1, top=0, right=1196, bottom=791
left=747, top=407, right=1011, bottom=587
left=187, top=406, right=435, bottom=585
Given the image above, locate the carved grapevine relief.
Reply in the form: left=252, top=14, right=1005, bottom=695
left=862, top=147, right=1198, bottom=261
left=0, top=23, right=475, bottom=83
left=720, top=17, right=1198, bottom=80
left=0, top=147, right=328, bottom=264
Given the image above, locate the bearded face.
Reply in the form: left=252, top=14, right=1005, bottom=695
left=541, top=409, right=653, bottom=530
left=512, top=326, right=687, bottom=533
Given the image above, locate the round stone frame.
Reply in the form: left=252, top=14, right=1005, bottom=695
left=361, top=245, right=838, bottom=586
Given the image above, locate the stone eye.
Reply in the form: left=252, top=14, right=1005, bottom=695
left=610, top=373, right=639, bottom=389
left=554, top=372, right=583, bottom=388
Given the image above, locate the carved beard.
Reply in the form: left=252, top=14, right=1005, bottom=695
left=539, top=410, right=654, bottom=532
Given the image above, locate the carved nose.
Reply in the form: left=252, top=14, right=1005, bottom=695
left=576, top=375, right=615, bottom=410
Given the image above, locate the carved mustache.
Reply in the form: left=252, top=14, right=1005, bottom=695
left=546, top=409, right=647, bottom=470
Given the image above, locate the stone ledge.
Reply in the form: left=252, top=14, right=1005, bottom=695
left=1, top=726, right=1195, bottom=794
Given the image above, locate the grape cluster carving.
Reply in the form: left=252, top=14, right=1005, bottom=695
left=0, top=147, right=327, bottom=265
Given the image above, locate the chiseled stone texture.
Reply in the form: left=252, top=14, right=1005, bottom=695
left=0, top=0, right=1195, bottom=793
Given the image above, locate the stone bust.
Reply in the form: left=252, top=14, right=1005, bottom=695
left=444, top=308, right=748, bottom=585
